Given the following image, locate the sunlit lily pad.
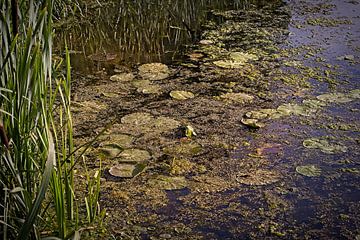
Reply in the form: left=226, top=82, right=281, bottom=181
left=117, top=149, right=151, bottom=162
left=110, top=73, right=135, bottom=82
left=241, top=118, right=265, bottom=128
left=138, top=63, right=170, bottom=81
left=296, top=165, right=321, bottom=177
left=109, top=163, right=146, bottom=178
left=170, top=90, right=195, bottom=100
left=277, top=103, right=314, bottom=117
left=153, top=117, right=181, bottom=132
left=349, top=89, right=360, bottom=99
left=236, top=169, right=280, bottom=185
left=220, top=92, right=254, bottom=104
left=303, top=138, right=347, bottom=154
left=245, top=109, right=276, bottom=120
left=317, top=93, right=353, bottom=103
left=148, top=175, right=187, bottom=190
left=302, top=99, right=327, bottom=108
left=213, top=52, right=258, bottom=69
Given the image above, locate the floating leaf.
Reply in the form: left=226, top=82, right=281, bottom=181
left=109, top=163, right=146, bottom=178
left=317, top=93, right=353, bottom=103
left=303, top=138, right=347, bottom=154
left=110, top=73, right=135, bottom=82
left=213, top=52, right=258, bottom=68
left=219, top=92, right=254, bottom=104
left=296, top=165, right=321, bottom=177
left=117, top=149, right=151, bottom=162
left=241, top=118, right=265, bottom=128
left=170, top=90, right=195, bottom=100
left=121, top=112, right=154, bottom=125
left=138, top=63, right=170, bottom=81
left=99, top=146, right=122, bottom=158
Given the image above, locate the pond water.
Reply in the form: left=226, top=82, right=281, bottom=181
left=65, top=0, right=360, bottom=239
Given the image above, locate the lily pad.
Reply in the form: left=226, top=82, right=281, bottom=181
left=138, top=84, right=162, bottom=94
left=153, top=117, right=181, bottom=132
left=241, top=118, right=265, bottom=128
left=349, top=89, right=360, bottom=99
left=296, top=165, right=321, bottom=177
left=99, top=146, right=122, bottom=158
left=109, top=163, right=146, bottom=178
left=148, top=175, right=187, bottom=190
left=245, top=109, right=276, bottom=120
left=219, top=92, right=254, bottom=104
left=121, top=112, right=154, bottom=126
left=110, top=73, right=135, bottom=82
left=317, top=93, right=353, bottom=103
left=100, top=134, right=134, bottom=149
left=236, top=169, right=280, bottom=185
left=117, top=149, right=151, bottom=162
left=138, top=63, right=170, bottom=81
left=303, top=138, right=347, bottom=154
left=277, top=103, right=314, bottom=117
left=170, top=90, right=195, bottom=100
left=213, top=52, right=258, bottom=69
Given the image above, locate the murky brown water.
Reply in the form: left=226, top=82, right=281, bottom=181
left=64, top=0, right=360, bottom=239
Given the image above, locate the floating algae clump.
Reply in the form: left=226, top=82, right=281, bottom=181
left=170, top=90, right=195, bottom=100
left=213, top=52, right=258, bottom=69
left=303, top=138, right=347, bottom=154
left=219, top=92, right=254, bottom=104
left=138, top=63, right=170, bottom=80
left=296, top=165, right=321, bottom=177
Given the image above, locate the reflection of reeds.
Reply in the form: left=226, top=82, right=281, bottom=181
left=55, top=0, right=256, bottom=64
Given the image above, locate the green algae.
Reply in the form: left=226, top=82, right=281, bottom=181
left=213, top=52, right=258, bottom=69
left=296, top=165, right=321, bottom=177
left=306, top=17, right=352, bottom=27
left=219, top=92, right=254, bottom=104
left=170, top=90, right=195, bottom=100
left=303, top=138, right=347, bottom=154
left=138, top=63, right=170, bottom=81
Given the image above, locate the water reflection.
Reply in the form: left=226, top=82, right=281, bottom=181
left=55, top=0, right=274, bottom=72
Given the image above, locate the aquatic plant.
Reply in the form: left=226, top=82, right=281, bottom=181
left=0, top=0, right=102, bottom=238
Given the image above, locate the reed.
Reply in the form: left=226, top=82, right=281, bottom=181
left=0, top=0, right=102, bottom=239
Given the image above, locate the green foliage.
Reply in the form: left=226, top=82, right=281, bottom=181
left=0, top=0, right=102, bottom=239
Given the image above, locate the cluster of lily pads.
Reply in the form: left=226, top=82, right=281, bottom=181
left=241, top=89, right=360, bottom=128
